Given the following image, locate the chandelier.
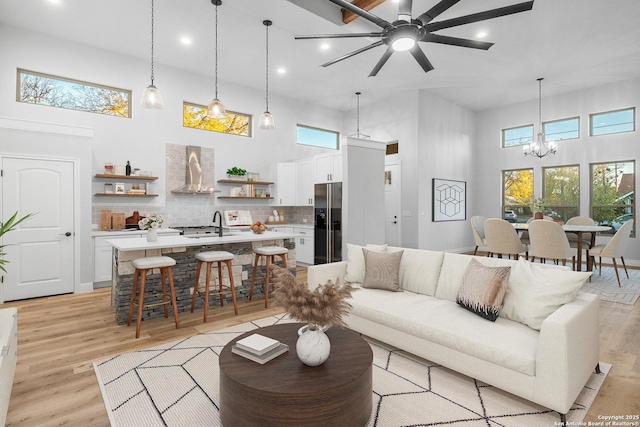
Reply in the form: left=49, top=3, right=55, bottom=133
left=523, top=78, right=557, bottom=158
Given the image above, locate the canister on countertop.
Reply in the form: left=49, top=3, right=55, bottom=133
left=100, top=209, right=112, bottom=231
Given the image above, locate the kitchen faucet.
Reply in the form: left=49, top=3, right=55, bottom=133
left=212, top=211, right=223, bottom=237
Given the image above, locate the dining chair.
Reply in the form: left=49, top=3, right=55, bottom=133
left=484, top=218, right=528, bottom=260
left=565, top=216, right=595, bottom=253
left=589, top=219, right=634, bottom=287
left=520, top=215, right=553, bottom=245
left=528, top=220, right=575, bottom=270
left=470, top=215, right=488, bottom=256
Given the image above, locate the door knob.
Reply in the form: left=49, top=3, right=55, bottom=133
left=392, top=221, right=397, bottom=224
left=60, top=232, right=72, bottom=236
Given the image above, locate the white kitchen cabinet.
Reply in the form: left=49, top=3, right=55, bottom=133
left=295, top=158, right=315, bottom=206
left=276, top=162, right=296, bottom=206
left=293, top=227, right=314, bottom=265
left=270, top=226, right=294, bottom=234
left=0, top=307, right=17, bottom=427
left=314, top=152, right=342, bottom=183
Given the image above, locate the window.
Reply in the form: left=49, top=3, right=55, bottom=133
left=17, top=69, right=131, bottom=118
left=543, top=165, right=580, bottom=221
left=590, top=161, right=634, bottom=235
left=590, top=108, right=635, bottom=136
left=183, top=102, right=251, bottom=137
left=297, top=124, right=340, bottom=149
left=502, top=125, right=533, bottom=148
left=543, top=117, right=579, bottom=141
left=503, top=168, right=534, bottom=222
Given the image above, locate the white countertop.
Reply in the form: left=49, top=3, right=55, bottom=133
left=92, top=228, right=181, bottom=237
left=106, top=230, right=300, bottom=251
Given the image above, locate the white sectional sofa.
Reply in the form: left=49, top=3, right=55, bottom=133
left=307, top=245, right=600, bottom=424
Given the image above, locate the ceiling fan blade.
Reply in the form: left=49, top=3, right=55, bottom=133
left=409, top=45, right=434, bottom=73
left=295, top=32, right=383, bottom=40
left=327, top=0, right=392, bottom=28
left=398, top=0, right=413, bottom=19
left=422, top=34, right=494, bottom=50
left=416, top=0, right=461, bottom=25
left=321, top=40, right=385, bottom=68
left=368, top=47, right=394, bottom=77
left=426, top=1, right=534, bottom=32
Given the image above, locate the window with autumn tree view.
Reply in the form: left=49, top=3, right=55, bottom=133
left=590, top=161, right=635, bottom=236
left=183, top=102, right=251, bottom=137
left=503, top=168, right=534, bottom=222
left=543, top=165, right=580, bottom=222
left=17, top=69, right=130, bottom=118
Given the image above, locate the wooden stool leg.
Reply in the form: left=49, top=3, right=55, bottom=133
left=135, top=269, right=147, bottom=339
left=264, top=255, right=272, bottom=308
left=166, top=267, right=179, bottom=329
left=278, top=253, right=288, bottom=268
left=224, top=259, right=238, bottom=315
left=249, top=253, right=260, bottom=301
left=204, top=261, right=212, bottom=323
left=160, top=268, right=169, bottom=318
left=128, top=269, right=140, bottom=327
left=191, top=260, right=202, bottom=313
left=218, top=261, right=225, bottom=307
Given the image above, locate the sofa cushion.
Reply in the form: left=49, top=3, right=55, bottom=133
left=362, top=249, right=404, bottom=291
left=435, top=253, right=515, bottom=303
left=456, top=259, right=510, bottom=321
left=500, top=259, right=591, bottom=330
left=345, top=243, right=387, bottom=283
left=348, top=287, right=538, bottom=375
left=387, top=247, right=444, bottom=296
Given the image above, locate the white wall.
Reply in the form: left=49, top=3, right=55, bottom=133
left=0, top=24, right=347, bottom=285
left=476, top=78, right=640, bottom=261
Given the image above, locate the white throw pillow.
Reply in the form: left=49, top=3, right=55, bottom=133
left=500, top=259, right=591, bottom=330
left=344, top=243, right=387, bottom=283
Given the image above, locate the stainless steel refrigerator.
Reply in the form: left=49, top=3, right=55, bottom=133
left=314, top=182, right=342, bottom=264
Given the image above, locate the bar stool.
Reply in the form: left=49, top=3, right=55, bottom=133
left=127, top=256, right=180, bottom=339
left=249, top=246, right=289, bottom=308
left=190, top=251, right=238, bottom=322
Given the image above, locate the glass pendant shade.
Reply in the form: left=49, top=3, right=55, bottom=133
left=207, top=98, right=226, bottom=118
left=140, top=84, right=164, bottom=109
left=258, top=111, right=275, bottom=130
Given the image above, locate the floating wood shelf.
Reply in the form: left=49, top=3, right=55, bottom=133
left=94, top=193, right=158, bottom=197
left=95, top=174, right=158, bottom=181
left=217, top=179, right=274, bottom=185
left=217, top=196, right=274, bottom=200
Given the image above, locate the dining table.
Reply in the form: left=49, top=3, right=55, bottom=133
left=513, top=222, right=612, bottom=271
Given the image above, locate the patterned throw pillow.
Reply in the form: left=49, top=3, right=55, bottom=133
left=362, top=248, right=404, bottom=291
left=456, top=259, right=511, bottom=321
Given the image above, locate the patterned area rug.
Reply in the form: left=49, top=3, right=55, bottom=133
left=94, top=315, right=610, bottom=427
left=580, top=265, right=640, bottom=305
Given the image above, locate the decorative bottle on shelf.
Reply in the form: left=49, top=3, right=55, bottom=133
left=125, top=161, right=131, bottom=176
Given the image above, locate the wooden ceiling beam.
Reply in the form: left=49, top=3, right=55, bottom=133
left=342, top=0, right=387, bottom=24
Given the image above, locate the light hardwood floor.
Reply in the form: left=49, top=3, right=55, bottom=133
left=3, top=266, right=639, bottom=426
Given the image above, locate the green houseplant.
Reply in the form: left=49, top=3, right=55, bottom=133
left=1, top=212, right=34, bottom=273
left=226, top=167, right=247, bottom=180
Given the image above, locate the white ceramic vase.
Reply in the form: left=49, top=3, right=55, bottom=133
left=146, top=228, right=158, bottom=242
left=296, top=324, right=330, bottom=367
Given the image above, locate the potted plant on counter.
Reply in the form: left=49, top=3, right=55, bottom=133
left=138, top=213, right=164, bottom=242
left=531, top=197, right=547, bottom=220
left=1, top=212, right=34, bottom=273
left=226, top=167, right=247, bottom=181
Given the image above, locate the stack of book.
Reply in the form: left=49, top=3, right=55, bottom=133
left=231, top=333, right=289, bottom=364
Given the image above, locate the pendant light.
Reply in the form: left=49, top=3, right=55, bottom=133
left=140, top=0, right=165, bottom=109
left=523, top=78, right=557, bottom=158
left=348, top=92, right=370, bottom=139
left=207, top=0, right=226, bottom=118
left=258, top=20, right=275, bottom=130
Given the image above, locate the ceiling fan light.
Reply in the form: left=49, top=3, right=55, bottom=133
left=207, top=98, right=226, bottom=118
left=259, top=111, right=275, bottom=130
left=140, top=84, right=165, bottom=109
left=392, top=36, right=415, bottom=51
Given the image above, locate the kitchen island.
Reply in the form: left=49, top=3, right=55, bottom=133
left=107, top=230, right=298, bottom=325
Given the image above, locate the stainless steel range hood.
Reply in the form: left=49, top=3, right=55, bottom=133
left=171, top=145, right=215, bottom=194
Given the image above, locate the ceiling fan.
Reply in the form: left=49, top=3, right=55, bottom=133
left=295, top=0, right=534, bottom=76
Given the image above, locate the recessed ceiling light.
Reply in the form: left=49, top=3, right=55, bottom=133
left=477, top=31, right=488, bottom=38
left=320, top=43, right=330, bottom=50
left=277, top=68, right=286, bottom=75
left=180, top=37, right=192, bottom=45
left=48, top=0, right=60, bottom=4
left=392, top=0, right=399, bottom=3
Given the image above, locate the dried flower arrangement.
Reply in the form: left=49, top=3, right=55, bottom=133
left=272, top=266, right=356, bottom=329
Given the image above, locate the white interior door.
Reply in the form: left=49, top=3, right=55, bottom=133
left=1, top=157, right=75, bottom=301
left=385, top=163, right=401, bottom=247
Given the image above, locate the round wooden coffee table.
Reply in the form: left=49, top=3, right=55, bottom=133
left=219, top=323, right=373, bottom=427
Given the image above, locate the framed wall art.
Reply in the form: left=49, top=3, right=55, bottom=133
left=432, top=178, right=466, bottom=222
